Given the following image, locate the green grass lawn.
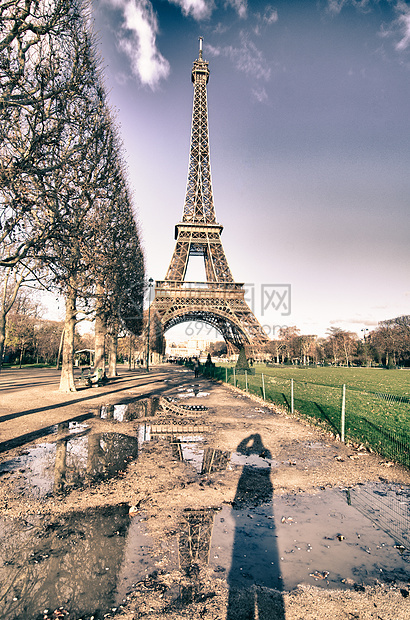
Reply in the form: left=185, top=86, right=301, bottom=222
left=210, top=363, right=410, bottom=468
left=220, top=363, right=410, bottom=395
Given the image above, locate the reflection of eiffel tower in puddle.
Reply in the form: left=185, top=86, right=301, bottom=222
left=201, top=448, right=231, bottom=474
left=164, top=435, right=230, bottom=474
left=178, top=508, right=217, bottom=570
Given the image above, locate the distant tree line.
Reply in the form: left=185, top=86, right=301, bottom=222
left=206, top=316, right=410, bottom=368
left=260, top=317, right=410, bottom=367
left=0, top=0, right=145, bottom=389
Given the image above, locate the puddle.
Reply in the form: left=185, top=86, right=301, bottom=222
left=137, top=426, right=278, bottom=475
left=179, top=508, right=218, bottom=568
left=209, top=483, right=410, bottom=591
left=175, top=384, right=210, bottom=399
left=230, top=452, right=280, bottom=469
left=0, top=432, right=139, bottom=497
left=100, top=397, right=208, bottom=422
left=0, top=504, right=156, bottom=620
left=347, top=482, right=410, bottom=550
left=172, top=437, right=205, bottom=473
left=304, top=441, right=332, bottom=449
left=0, top=413, right=94, bottom=455
left=1, top=399, right=409, bottom=616
left=100, top=397, right=161, bottom=421
left=177, top=391, right=210, bottom=398
left=0, top=477, right=408, bottom=618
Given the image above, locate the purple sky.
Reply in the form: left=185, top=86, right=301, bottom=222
left=87, top=0, right=410, bottom=340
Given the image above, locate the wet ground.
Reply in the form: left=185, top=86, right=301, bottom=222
left=0, top=364, right=409, bottom=619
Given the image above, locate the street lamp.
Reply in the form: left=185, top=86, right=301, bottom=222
left=361, top=328, right=369, bottom=367
left=146, top=278, right=154, bottom=371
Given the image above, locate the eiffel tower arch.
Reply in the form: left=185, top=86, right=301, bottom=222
left=150, top=39, right=269, bottom=352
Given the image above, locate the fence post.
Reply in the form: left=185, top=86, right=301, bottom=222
left=245, top=370, right=248, bottom=392
left=341, top=384, right=346, bottom=443
left=233, top=367, right=236, bottom=387
left=262, top=373, right=266, bottom=400
left=225, top=366, right=228, bottom=383
left=291, top=378, right=294, bottom=414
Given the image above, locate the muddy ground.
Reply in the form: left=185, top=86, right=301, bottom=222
left=0, top=364, right=409, bottom=620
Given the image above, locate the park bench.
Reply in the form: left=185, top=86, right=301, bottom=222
left=77, top=367, right=107, bottom=387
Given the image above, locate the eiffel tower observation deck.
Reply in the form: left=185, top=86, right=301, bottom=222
left=151, top=39, right=269, bottom=350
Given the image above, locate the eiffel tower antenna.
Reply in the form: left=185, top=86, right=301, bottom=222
left=150, top=40, right=269, bottom=350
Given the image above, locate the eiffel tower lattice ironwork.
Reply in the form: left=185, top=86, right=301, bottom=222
left=151, top=39, right=269, bottom=350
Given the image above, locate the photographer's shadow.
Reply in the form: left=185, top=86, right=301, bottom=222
left=226, top=434, right=285, bottom=620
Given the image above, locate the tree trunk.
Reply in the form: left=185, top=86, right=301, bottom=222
left=94, top=311, right=106, bottom=373
left=0, top=268, right=24, bottom=371
left=54, top=439, right=67, bottom=493
left=0, top=307, right=6, bottom=371
left=107, top=331, right=118, bottom=377
left=59, top=290, right=77, bottom=392
left=56, top=328, right=64, bottom=369
left=343, top=341, right=349, bottom=366
left=129, top=335, right=133, bottom=371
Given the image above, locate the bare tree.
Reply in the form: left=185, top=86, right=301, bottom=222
left=298, top=335, right=317, bottom=365
left=0, top=266, right=45, bottom=367
left=370, top=316, right=410, bottom=366
left=4, top=291, right=43, bottom=366
left=85, top=122, right=145, bottom=378
left=278, top=326, right=300, bottom=362
left=325, top=327, right=357, bottom=366
left=0, top=0, right=84, bottom=267
left=1, top=2, right=145, bottom=390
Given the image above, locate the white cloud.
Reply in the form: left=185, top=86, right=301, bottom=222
left=329, top=317, right=378, bottom=327
left=253, top=5, right=278, bottom=35
left=213, top=22, right=229, bottom=35
left=168, top=0, right=215, bottom=20
left=225, top=0, right=247, bottom=19
left=207, top=34, right=271, bottom=81
left=326, top=0, right=372, bottom=14
left=252, top=86, right=268, bottom=102
left=236, top=39, right=271, bottom=79
left=395, top=0, right=410, bottom=50
left=205, top=43, right=222, bottom=56
left=263, top=6, right=278, bottom=25
left=104, top=0, right=170, bottom=89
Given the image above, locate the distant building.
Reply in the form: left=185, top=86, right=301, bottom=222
left=165, top=339, right=213, bottom=359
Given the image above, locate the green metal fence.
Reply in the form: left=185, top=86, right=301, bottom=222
left=198, top=364, right=410, bottom=469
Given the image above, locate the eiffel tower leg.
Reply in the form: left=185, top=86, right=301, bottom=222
left=204, top=239, right=233, bottom=283
left=166, top=241, right=190, bottom=281
left=226, top=341, right=239, bottom=358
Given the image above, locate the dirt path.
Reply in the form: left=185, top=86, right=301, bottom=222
left=0, top=364, right=409, bottom=620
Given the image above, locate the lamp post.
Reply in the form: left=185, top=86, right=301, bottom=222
left=361, top=328, right=369, bottom=366
left=146, top=278, right=154, bottom=371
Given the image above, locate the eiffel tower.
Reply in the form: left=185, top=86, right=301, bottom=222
left=151, top=39, right=269, bottom=350
left=178, top=508, right=216, bottom=569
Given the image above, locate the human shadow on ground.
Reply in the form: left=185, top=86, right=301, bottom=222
left=226, top=433, right=285, bottom=620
